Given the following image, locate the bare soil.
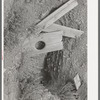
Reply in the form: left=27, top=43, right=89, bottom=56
left=4, top=0, right=87, bottom=100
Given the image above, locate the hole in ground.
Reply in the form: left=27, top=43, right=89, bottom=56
left=35, top=41, right=46, bottom=50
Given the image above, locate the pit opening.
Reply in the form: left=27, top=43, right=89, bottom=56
left=35, top=41, right=46, bottom=50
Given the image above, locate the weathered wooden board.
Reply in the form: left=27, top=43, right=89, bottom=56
left=35, top=0, right=78, bottom=34
left=22, top=31, right=63, bottom=54
left=43, top=24, right=84, bottom=38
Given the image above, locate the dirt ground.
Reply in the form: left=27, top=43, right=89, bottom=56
left=4, top=0, right=87, bottom=100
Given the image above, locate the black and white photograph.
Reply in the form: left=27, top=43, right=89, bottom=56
left=3, top=0, right=88, bottom=100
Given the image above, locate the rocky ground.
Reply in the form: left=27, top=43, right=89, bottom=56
left=4, top=0, right=87, bottom=100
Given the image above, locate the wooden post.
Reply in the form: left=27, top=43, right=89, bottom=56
left=35, top=0, right=78, bottom=35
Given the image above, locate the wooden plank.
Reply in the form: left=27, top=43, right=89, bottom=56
left=43, top=23, right=84, bottom=38
left=22, top=41, right=63, bottom=55
left=35, top=0, right=78, bottom=34
left=22, top=31, right=63, bottom=54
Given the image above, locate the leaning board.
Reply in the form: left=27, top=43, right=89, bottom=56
left=43, top=23, right=84, bottom=38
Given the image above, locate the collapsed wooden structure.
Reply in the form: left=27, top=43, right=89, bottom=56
left=22, top=0, right=84, bottom=55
